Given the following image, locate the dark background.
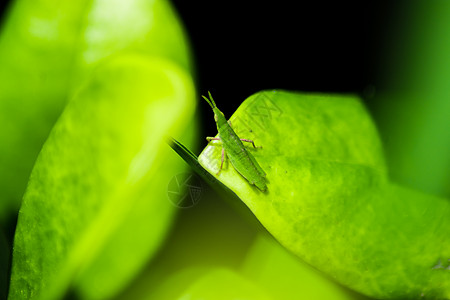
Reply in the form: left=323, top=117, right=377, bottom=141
left=169, top=1, right=406, bottom=135
left=170, top=3, right=397, bottom=99
left=0, top=0, right=406, bottom=134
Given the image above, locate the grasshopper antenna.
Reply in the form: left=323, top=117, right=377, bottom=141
left=207, top=91, right=217, bottom=108
left=201, top=91, right=216, bottom=109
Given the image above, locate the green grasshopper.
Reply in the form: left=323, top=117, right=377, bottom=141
left=202, top=92, right=267, bottom=192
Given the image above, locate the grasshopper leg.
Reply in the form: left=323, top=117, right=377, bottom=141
left=226, top=121, right=261, bottom=148
left=206, top=137, right=221, bottom=142
left=216, top=147, right=225, bottom=175
left=206, top=136, right=225, bottom=175
left=240, top=138, right=262, bottom=148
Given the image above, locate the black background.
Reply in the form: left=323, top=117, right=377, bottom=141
left=0, top=1, right=406, bottom=134
left=171, top=2, right=399, bottom=111
left=169, top=1, right=408, bottom=136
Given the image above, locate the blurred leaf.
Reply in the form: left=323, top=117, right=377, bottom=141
left=69, top=0, right=193, bottom=85
left=176, top=268, right=273, bottom=300
left=0, top=0, right=90, bottom=229
left=133, top=267, right=212, bottom=300
left=373, top=1, right=450, bottom=197
left=75, top=131, right=197, bottom=300
left=151, top=267, right=273, bottom=300
left=8, top=55, right=196, bottom=300
left=0, top=0, right=192, bottom=227
left=198, top=90, right=450, bottom=299
left=242, top=234, right=370, bottom=300
left=116, top=187, right=260, bottom=300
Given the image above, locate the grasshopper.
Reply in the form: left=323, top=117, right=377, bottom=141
left=202, top=92, right=267, bottom=192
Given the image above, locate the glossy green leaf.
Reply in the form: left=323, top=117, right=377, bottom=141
left=198, top=90, right=450, bottom=299
left=8, top=55, right=196, bottom=300
left=0, top=0, right=192, bottom=226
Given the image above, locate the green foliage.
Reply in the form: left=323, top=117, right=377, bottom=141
left=2, top=0, right=449, bottom=299
left=1, top=0, right=195, bottom=298
left=0, top=0, right=192, bottom=228
left=7, top=55, right=196, bottom=299
left=198, top=90, right=450, bottom=299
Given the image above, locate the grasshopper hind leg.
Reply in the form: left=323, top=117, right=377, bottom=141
left=216, top=147, right=225, bottom=175
left=240, top=138, right=262, bottom=148
left=205, top=137, right=225, bottom=175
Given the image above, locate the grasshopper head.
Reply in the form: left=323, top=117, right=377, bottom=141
left=213, top=108, right=227, bottom=125
left=202, top=91, right=227, bottom=125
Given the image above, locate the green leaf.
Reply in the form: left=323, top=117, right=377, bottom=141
left=0, top=0, right=192, bottom=227
left=8, top=55, right=196, bottom=300
left=198, top=90, right=450, bottom=299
